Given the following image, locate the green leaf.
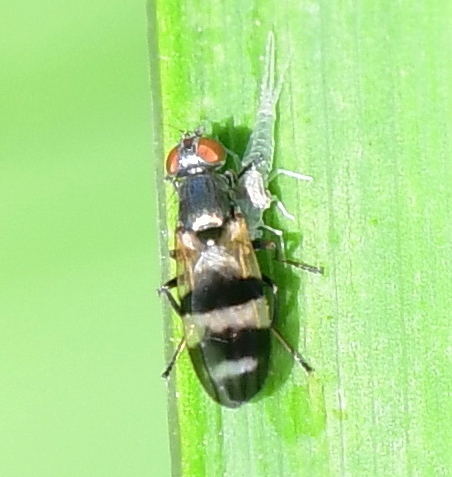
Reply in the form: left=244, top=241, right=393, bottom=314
left=149, top=1, right=451, bottom=476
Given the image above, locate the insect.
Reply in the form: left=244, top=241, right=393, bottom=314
left=235, top=32, right=313, bottom=241
left=159, top=130, right=313, bottom=407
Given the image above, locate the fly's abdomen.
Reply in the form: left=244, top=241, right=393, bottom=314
left=189, top=327, right=270, bottom=408
left=180, top=276, right=272, bottom=407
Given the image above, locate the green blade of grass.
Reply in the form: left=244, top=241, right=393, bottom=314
left=149, top=1, right=451, bottom=476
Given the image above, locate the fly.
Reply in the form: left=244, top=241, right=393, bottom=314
left=159, top=130, right=314, bottom=407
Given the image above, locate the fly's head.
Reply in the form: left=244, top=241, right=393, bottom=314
left=165, top=129, right=227, bottom=179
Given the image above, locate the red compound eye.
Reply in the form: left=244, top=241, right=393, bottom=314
left=165, top=145, right=179, bottom=175
left=165, top=137, right=226, bottom=175
left=197, top=138, right=226, bottom=165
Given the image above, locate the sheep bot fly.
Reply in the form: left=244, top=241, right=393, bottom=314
left=234, top=33, right=323, bottom=274
left=159, top=130, right=313, bottom=407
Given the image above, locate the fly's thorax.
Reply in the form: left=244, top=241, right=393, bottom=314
left=176, top=172, right=232, bottom=232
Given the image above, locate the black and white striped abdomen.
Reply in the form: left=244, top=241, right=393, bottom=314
left=180, top=275, right=272, bottom=408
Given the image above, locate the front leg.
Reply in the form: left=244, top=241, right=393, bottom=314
left=158, top=277, right=183, bottom=316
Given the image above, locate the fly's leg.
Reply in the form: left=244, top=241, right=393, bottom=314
left=237, top=159, right=256, bottom=179
left=157, top=277, right=182, bottom=315
left=256, top=228, right=286, bottom=260
left=161, top=337, right=186, bottom=379
left=252, top=238, right=277, bottom=252
left=271, top=328, right=314, bottom=373
left=253, top=233, right=325, bottom=275
left=222, top=169, right=237, bottom=189
left=282, top=259, right=324, bottom=275
left=158, top=277, right=185, bottom=378
left=261, top=274, right=314, bottom=374
left=257, top=225, right=287, bottom=267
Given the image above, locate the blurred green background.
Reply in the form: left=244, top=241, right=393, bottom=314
left=0, top=2, right=170, bottom=476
